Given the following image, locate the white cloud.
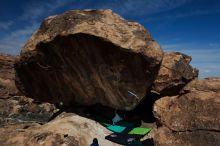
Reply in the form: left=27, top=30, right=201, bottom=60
left=0, top=21, right=13, bottom=30
left=160, top=42, right=220, bottom=78
left=0, top=24, right=38, bottom=54
left=161, top=43, right=182, bottom=50
left=0, top=0, right=71, bottom=54
left=200, top=66, right=220, bottom=71
left=209, top=43, right=220, bottom=47
left=198, top=65, right=220, bottom=78
left=74, top=0, right=191, bottom=16
left=144, top=8, right=220, bottom=22
left=21, top=0, right=71, bottom=22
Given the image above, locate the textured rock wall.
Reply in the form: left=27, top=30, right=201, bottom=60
left=153, top=78, right=220, bottom=146
left=0, top=113, right=120, bottom=146
left=0, top=54, right=19, bottom=97
left=15, top=9, right=164, bottom=110
left=152, top=52, right=198, bottom=96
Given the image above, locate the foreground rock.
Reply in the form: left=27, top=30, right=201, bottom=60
left=0, top=54, right=19, bottom=98
left=15, top=9, right=163, bottom=110
left=0, top=112, right=120, bottom=146
left=152, top=52, right=198, bottom=96
left=155, top=126, right=220, bottom=146
left=0, top=96, right=56, bottom=126
left=153, top=78, right=220, bottom=146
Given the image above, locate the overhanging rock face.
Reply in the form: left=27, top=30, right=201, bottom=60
left=15, top=9, right=163, bottom=110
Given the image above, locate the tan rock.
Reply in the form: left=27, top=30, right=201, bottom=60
left=15, top=9, right=163, bottom=110
left=153, top=78, right=220, bottom=145
left=0, top=123, right=79, bottom=146
left=182, top=77, right=220, bottom=93
left=0, top=54, right=19, bottom=97
left=152, top=52, right=198, bottom=96
left=154, top=126, right=220, bottom=146
left=0, top=96, right=56, bottom=126
left=0, top=112, right=120, bottom=146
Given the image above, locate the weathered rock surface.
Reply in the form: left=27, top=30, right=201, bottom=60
left=152, top=52, right=198, bottom=96
left=15, top=9, right=163, bottom=110
left=0, top=54, right=19, bottom=98
left=0, top=96, right=57, bottom=126
left=154, top=126, right=220, bottom=146
left=182, top=77, right=220, bottom=93
left=153, top=78, right=220, bottom=146
left=0, top=122, right=79, bottom=146
left=0, top=112, right=120, bottom=146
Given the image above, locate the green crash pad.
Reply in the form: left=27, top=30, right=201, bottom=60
left=128, top=127, right=151, bottom=135
left=107, top=125, right=126, bottom=133
left=106, top=121, right=134, bottom=133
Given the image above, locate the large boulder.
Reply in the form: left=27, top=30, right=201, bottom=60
left=152, top=52, right=198, bottom=96
left=0, top=112, right=120, bottom=146
left=15, top=9, right=163, bottom=110
left=153, top=78, right=220, bottom=146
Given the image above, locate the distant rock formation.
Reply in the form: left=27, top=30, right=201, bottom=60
left=15, top=9, right=163, bottom=110
left=0, top=54, right=20, bottom=98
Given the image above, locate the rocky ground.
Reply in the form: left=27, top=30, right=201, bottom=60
left=0, top=9, right=219, bottom=146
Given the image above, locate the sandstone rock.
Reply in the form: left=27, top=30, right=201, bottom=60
left=15, top=9, right=163, bottom=110
left=154, top=127, right=220, bottom=146
left=0, top=112, right=120, bottom=146
left=153, top=78, right=220, bottom=145
left=0, top=123, right=79, bottom=146
left=182, top=77, right=220, bottom=93
left=152, top=52, right=198, bottom=96
left=0, top=54, right=19, bottom=98
left=0, top=96, right=57, bottom=126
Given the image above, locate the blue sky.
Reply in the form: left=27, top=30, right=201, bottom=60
left=0, top=0, right=220, bottom=78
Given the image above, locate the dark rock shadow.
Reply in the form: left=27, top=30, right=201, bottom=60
left=142, top=138, right=154, bottom=146
left=48, top=91, right=160, bottom=127
left=125, top=91, right=160, bottom=123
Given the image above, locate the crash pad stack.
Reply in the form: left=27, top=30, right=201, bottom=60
left=102, top=121, right=152, bottom=145
left=92, top=107, right=152, bottom=145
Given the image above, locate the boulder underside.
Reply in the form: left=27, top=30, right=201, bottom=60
left=15, top=34, right=158, bottom=110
